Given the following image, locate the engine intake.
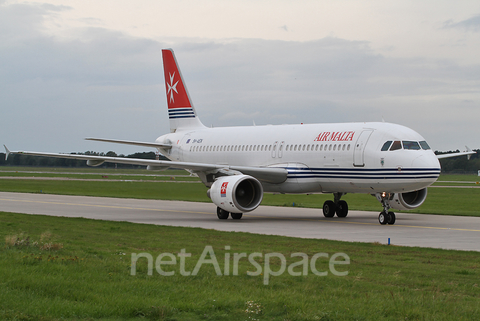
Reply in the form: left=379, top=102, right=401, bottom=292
left=208, top=175, right=263, bottom=213
left=378, top=188, right=428, bottom=211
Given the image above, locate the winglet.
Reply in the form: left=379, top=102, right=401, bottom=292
left=466, top=146, right=472, bottom=160
left=3, top=145, right=11, bottom=160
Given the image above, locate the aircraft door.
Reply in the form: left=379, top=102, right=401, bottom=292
left=271, top=141, right=278, bottom=158
left=278, top=141, right=285, bottom=158
left=353, top=129, right=374, bottom=167
left=176, top=133, right=192, bottom=161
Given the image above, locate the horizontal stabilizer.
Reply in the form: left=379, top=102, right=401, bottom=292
left=85, top=137, right=171, bottom=149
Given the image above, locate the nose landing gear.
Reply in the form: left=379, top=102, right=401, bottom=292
left=378, top=192, right=396, bottom=225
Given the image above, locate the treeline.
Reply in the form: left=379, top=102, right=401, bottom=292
left=0, top=150, right=479, bottom=173
left=0, top=151, right=169, bottom=169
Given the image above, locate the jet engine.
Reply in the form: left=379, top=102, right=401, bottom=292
left=207, top=175, right=263, bottom=213
left=376, top=188, right=428, bottom=211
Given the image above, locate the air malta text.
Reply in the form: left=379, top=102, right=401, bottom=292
left=314, top=131, right=355, bottom=142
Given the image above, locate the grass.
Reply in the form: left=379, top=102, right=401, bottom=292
left=436, top=174, right=480, bottom=182
left=1, top=211, right=479, bottom=320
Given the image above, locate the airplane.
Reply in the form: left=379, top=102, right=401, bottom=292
left=4, top=49, right=475, bottom=225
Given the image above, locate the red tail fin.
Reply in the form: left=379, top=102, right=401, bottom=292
left=162, top=49, right=192, bottom=109
left=162, top=49, right=205, bottom=132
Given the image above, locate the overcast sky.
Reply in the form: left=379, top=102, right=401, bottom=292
left=2, top=0, right=480, bottom=155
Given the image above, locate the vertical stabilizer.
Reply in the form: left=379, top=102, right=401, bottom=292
left=162, top=49, right=205, bottom=132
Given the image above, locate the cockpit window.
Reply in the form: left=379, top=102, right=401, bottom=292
left=403, top=141, right=421, bottom=150
left=390, top=141, right=402, bottom=151
left=419, top=141, right=431, bottom=150
left=381, top=141, right=392, bottom=151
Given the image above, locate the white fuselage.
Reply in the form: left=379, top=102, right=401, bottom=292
left=156, top=122, right=441, bottom=194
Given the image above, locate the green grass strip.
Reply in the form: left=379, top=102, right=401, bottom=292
left=1, top=212, right=479, bottom=320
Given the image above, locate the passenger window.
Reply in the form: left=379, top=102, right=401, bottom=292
left=419, top=141, right=431, bottom=150
left=390, top=141, right=402, bottom=151
left=333, top=144, right=336, bottom=151
left=403, top=141, right=421, bottom=150
left=381, top=141, right=392, bottom=151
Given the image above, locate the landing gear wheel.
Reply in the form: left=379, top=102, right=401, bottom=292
left=217, top=207, right=230, bottom=220
left=231, top=213, right=243, bottom=220
left=336, top=200, right=348, bottom=218
left=378, top=212, right=388, bottom=225
left=323, top=200, right=336, bottom=218
left=387, top=212, right=396, bottom=225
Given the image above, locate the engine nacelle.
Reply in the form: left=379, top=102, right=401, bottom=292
left=376, top=188, right=428, bottom=211
left=207, top=175, right=263, bottom=213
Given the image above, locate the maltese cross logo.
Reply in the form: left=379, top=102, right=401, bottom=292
left=167, top=72, right=179, bottom=103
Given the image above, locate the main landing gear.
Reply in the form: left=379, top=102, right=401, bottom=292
left=323, top=193, right=348, bottom=218
left=378, top=192, right=396, bottom=225
left=217, top=207, right=243, bottom=220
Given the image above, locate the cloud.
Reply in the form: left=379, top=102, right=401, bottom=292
left=443, top=14, right=480, bottom=32
left=1, top=1, right=479, bottom=154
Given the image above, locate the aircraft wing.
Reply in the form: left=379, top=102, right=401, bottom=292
left=436, top=146, right=476, bottom=160
left=85, top=137, right=171, bottom=149
left=3, top=146, right=287, bottom=184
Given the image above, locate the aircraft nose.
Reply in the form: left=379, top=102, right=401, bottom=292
left=412, top=153, right=441, bottom=180
left=412, top=154, right=440, bottom=168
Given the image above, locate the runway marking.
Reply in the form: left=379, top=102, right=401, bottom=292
left=2, top=197, right=480, bottom=233
left=245, top=213, right=480, bottom=232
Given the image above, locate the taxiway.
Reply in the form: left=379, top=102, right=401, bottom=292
left=1, top=192, right=479, bottom=251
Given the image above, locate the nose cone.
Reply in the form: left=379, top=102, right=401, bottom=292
left=412, top=153, right=441, bottom=183
left=412, top=153, right=440, bottom=168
